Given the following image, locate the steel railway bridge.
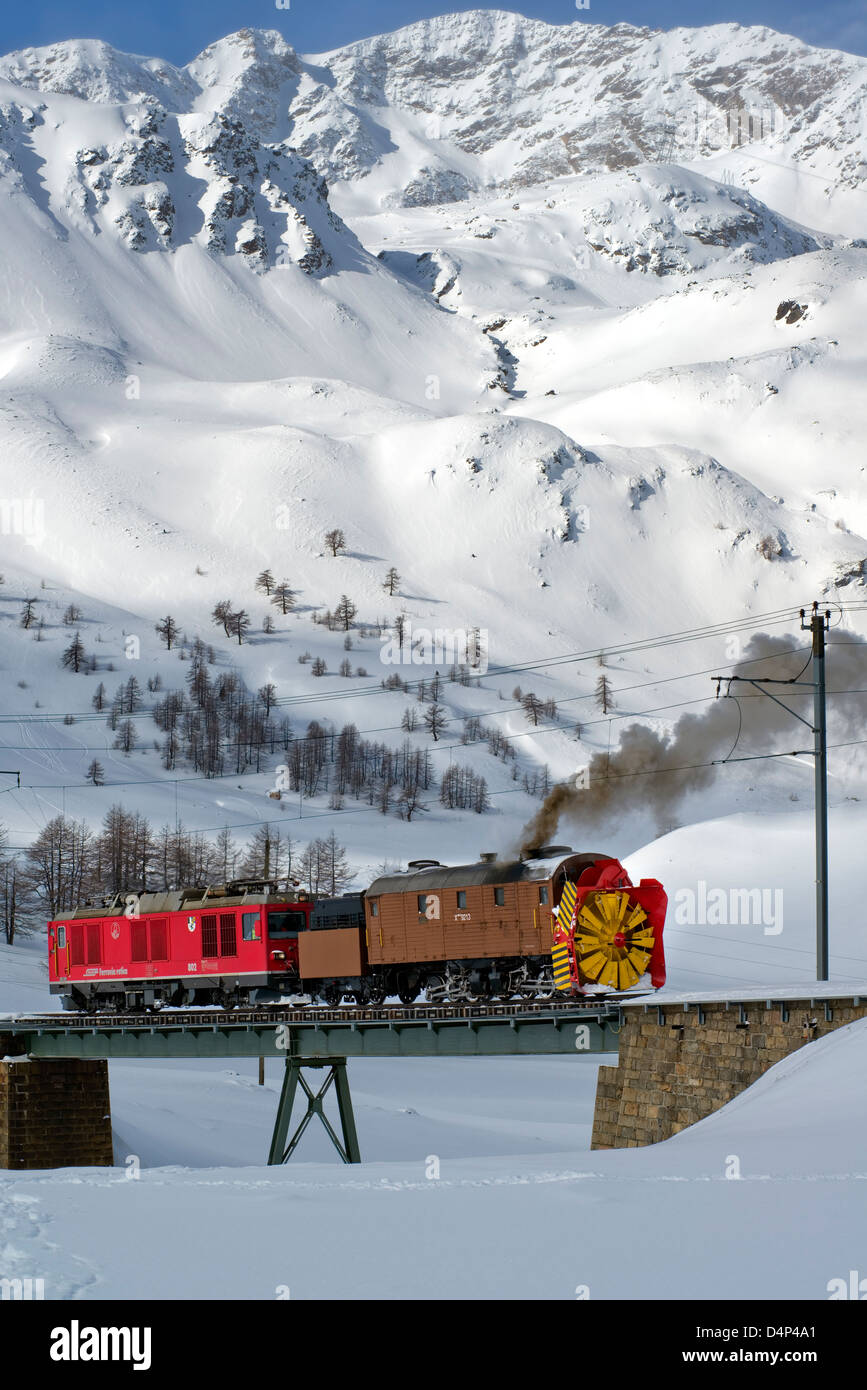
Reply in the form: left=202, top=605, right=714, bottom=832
left=1, top=999, right=622, bottom=1165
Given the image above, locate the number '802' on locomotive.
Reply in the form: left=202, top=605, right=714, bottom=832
left=47, top=845, right=667, bottom=1010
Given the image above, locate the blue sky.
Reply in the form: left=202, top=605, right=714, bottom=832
left=1, top=0, right=865, bottom=63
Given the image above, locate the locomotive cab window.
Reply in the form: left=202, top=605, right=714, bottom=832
left=538, top=886, right=550, bottom=905
left=57, top=925, right=66, bottom=949
left=268, top=911, right=306, bottom=938
left=369, top=900, right=379, bottom=917
left=456, top=891, right=467, bottom=909
left=242, top=912, right=261, bottom=942
left=417, top=894, right=428, bottom=913
left=493, top=887, right=505, bottom=907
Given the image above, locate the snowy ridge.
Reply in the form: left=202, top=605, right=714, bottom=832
left=1, top=15, right=865, bottom=226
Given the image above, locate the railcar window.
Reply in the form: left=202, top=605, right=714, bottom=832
left=456, top=891, right=467, bottom=908
left=369, top=900, right=379, bottom=917
left=268, top=911, right=306, bottom=938
left=57, top=926, right=66, bottom=949
left=242, top=912, right=261, bottom=941
left=70, top=924, right=85, bottom=966
left=201, top=914, right=218, bottom=958
left=539, top=886, right=549, bottom=905
left=150, top=920, right=168, bottom=961
left=219, top=913, right=237, bottom=957
left=494, top=887, right=505, bottom=907
left=417, top=894, right=427, bottom=912
left=86, top=924, right=102, bottom=965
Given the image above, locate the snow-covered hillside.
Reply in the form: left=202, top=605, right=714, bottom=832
left=0, top=13, right=864, bottom=907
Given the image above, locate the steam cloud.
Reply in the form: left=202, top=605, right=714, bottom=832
left=518, top=630, right=867, bottom=855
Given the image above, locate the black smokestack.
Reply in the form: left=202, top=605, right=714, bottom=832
left=518, top=629, right=866, bottom=854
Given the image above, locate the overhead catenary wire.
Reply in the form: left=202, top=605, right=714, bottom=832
left=0, top=635, right=851, bottom=770
left=1, top=601, right=853, bottom=727
left=0, top=602, right=864, bottom=840
left=4, top=735, right=867, bottom=849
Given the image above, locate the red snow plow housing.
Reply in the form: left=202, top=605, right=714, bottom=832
left=551, top=855, right=666, bottom=994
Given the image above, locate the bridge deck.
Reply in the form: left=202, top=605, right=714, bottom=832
left=0, top=1001, right=623, bottom=1059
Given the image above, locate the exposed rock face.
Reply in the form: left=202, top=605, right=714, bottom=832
left=576, top=168, right=825, bottom=276
left=0, top=77, right=351, bottom=273
left=2, top=15, right=864, bottom=213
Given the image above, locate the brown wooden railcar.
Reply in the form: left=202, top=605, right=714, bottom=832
left=364, top=849, right=607, bottom=967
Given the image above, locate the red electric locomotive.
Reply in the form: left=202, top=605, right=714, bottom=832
left=47, top=881, right=319, bottom=1011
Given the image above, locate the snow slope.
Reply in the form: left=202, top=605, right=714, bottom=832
left=0, top=1011, right=864, bottom=1300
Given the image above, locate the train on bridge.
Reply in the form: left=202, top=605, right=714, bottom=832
left=47, top=846, right=667, bottom=1011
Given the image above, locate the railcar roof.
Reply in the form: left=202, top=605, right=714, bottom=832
left=366, top=852, right=607, bottom=896
left=58, top=890, right=303, bottom=919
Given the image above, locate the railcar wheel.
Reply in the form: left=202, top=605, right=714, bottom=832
left=534, top=967, right=556, bottom=1001
left=424, top=974, right=447, bottom=1004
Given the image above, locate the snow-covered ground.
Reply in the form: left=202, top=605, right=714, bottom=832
left=2, top=1013, right=865, bottom=1300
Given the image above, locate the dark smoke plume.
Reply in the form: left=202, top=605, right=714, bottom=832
left=518, top=630, right=867, bottom=855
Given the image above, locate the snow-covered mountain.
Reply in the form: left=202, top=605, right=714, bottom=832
left=0, top=13, right=865, bottom=899
left=4, top=15, right=864, bottom=230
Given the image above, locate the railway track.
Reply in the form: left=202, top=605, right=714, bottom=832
left=3, top=997, right=638, bottom=1030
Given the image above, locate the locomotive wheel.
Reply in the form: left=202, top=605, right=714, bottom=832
left=575, top=891, right=655, bottom=990
left=424, top=974, right=447, bottom=1003
left=535, top=967, right=556, bottom=1000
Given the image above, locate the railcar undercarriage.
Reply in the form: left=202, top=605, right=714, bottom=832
left=58, top=954, right=569, bottom=1011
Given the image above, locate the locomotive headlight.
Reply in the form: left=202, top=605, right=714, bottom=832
left=271, top=951, right=286, bottom=961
